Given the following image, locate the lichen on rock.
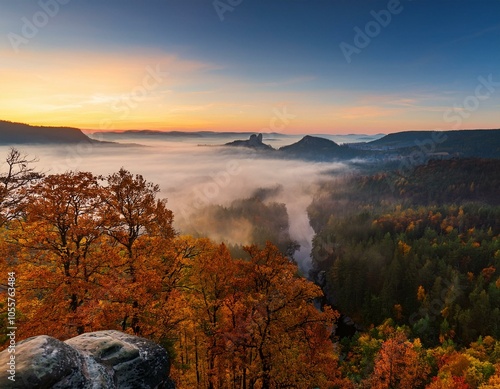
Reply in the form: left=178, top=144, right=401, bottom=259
left=0, top=330, right=172, bottom=389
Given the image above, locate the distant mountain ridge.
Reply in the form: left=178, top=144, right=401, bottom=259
left=226, top=134, right=365, bottom=160
left=0, top=121, right=94, bottom=144
left=278, top=135, right=371, bottom=160
left=91, top=130, right=284, bottom=140
left=225, top=129, right=500, bottom=161
left=278, top=135, right=361, bottom=160
left=279, top=135, right=340, bottom=153
left=366, top=129, right=500, bottom=158
left=2, top=120, right=499, bottom=160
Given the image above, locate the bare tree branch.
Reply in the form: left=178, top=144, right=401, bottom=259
left=0, top=147, right=43, bottom=226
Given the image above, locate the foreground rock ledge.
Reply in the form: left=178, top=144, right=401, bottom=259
left=0, top=330, right=173, bottom=389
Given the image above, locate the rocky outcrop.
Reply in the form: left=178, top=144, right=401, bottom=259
left=225, top=133, right=274, bottom=150
left=0, top=330, right=172, bottom=389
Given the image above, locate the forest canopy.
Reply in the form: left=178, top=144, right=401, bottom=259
left=1, top=150, right=500, bottom=389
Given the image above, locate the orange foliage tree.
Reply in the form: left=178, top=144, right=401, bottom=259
left=368, top=330, right=430, bottom=389
left=13, top=172, right=110, bottom=338
left=99, top=168, right=175, bottom=335
left=1, top=163, right=349, bottom=388
left=10, top=169, right=177, bottom=340
left=174, top=241, right=347, bottom=389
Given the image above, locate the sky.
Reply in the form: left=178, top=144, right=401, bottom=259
left=1, top=0, right=500, bottom=134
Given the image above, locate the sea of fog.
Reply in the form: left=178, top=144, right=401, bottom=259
left=0, top=133, right=376, bottom=271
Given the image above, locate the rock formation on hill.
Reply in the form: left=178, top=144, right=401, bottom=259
left=225, top=133, right=274, bottom=150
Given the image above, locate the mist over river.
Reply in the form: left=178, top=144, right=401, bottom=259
left=0, top=133, right=367, bottom=271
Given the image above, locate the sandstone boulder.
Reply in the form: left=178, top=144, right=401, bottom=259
left=0, top=330, right=172, bottom=389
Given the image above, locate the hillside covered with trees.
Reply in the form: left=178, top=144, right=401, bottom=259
left=0, top=149, right=346, bottom=388
left=1, top=150, right=500, bottom=388
left=308, top=158, right=500, bottom=387
left=0, top=121, right=96, bottom=145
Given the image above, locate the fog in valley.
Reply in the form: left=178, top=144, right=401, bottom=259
left=0, top=133, right=367, bottom=272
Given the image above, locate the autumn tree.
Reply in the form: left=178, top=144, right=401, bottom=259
left=131, top=235, right=211, bottom=362
left=0, top=148, right=42, bottom=227
left=238, top=243, right=341, bottom=389
left=14, top=172, right=109, bottom=338
left=170, top=241, right=346, bottom=389
left=0, top=148, right=42, bottom=346
left=10, top=169, right=178, bottom=340
left=368, top=330, right=430, bottom=389
left=102, top=168, right=175, bottom=260
left=179, top=240, right=236, bottom=388
left=479, top=367, right=500, bottom=389
left=100, top=168, right=175, bottom=334
left=429, top=348, right=495, bottom=389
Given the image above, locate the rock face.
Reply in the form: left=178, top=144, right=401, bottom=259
left=225, top=133, right=274, bottom=150
left=0, top=330, right=172, bottom=389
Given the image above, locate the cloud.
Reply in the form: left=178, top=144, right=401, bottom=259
left=0, top=138, right=352, bottom=272
left=335, top=105, right=398, bottom=120
left=0, top=47, right=218, bottom=128
left=448, top=24, right=500, bottom=45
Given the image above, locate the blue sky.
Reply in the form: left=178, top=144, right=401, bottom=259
left=1, top=0, right=499, bottom=133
